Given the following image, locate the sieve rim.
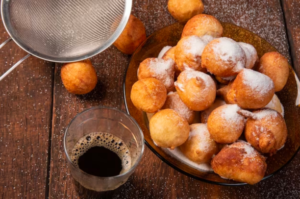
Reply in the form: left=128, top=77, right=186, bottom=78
left=1, top=0, right=132, bottom=63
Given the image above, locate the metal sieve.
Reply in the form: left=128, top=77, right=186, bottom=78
left=0, top=0, right=132, bottom=80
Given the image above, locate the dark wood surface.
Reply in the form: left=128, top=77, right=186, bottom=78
left=1, top=0, right=300, bottom=198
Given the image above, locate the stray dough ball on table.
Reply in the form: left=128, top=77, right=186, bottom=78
left=61, top=60, right=97, bottom=95
left=200, top=98, right=226, bottom=123
left=179, top=123, right=218, bottom=163
left=162, top=46, right=181, bottom=77
left=238, top=42, right=258, bottom=69
left=230, top=69, right=275, bottom=109
left=258, top=52, right=289, bottom=91
left=167, top=0, right=204, bottom=23
left=162, top=92, right=195, bottom=124
left=113, top=15, right=146, bottom=54
left=175, top=70, right=216, bottom=111
left=175, top=35, right=207, bottom=72
left=182, top=14, right=223, bottom=38
left=138, top=58, right=175, bottom=92
left=207, top=104, right=245, bottom=144
left=239, top=109, right=287, bottom=155
left=130, top=78, right=167, bottom=113
left=211, top=141, right=267, bottom=185
left=265, top=94, right=284, bottom=116
left=150, top=109, right=190, bottom=149
left=202, top=37, right=246, bottom=77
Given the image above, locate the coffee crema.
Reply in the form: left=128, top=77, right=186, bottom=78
left=70, top=132, right=131, bottom=177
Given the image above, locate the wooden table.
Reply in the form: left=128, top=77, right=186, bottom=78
left=1, top=0, right=300, bottom=198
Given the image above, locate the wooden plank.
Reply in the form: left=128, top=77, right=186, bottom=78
left=282, top=0, right=300, bottom=76
left=48, top=0, right=298, bottom=198
left=0, top=21, right=54, bottom=198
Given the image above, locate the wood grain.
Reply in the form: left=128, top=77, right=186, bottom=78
left=48, top=0, right=299, bottom=198
left=0, top=20, right=54, bottom=198
left=282, top=0, right=300, bottom=76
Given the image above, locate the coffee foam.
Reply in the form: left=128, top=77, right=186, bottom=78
left=70, top=132, right=131, bottom=175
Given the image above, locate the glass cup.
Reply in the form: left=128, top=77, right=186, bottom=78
left=64, top=106, right=144, bottom=192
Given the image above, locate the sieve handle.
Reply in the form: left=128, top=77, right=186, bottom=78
left=0, top=38, right=30, bottom=81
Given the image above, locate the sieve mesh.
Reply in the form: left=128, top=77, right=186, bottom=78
left=1, top=0, right=131, bottom=62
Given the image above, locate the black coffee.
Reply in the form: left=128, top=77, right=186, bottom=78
left=78, top=146, right=122, bottom=177
left=71, top=132, right=131, bottom=177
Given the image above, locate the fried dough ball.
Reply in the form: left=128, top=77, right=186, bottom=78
left=202, top=37, right=246, bottom=77
left=238, top=42, right=258, bottom=69
left=138, top=58, right=175, bottom=92
left=175, top=35, right=207, bottom=71
left=162, top=46, right=181, bottom=77
left=167, top=0, right=204, bottom=23
left=175, top=70, right=216, bottom=111
left=239, top=109, right=287, bottom=155
left=230, top=69, right=275, bottom=109
left=215, top=76, right=236, bottom=85
left=113, top=15, right=146, bottom=54
left=216, top=83, right=236, bottom=104
left=149, top=109, right=190, bottom=149
left=258, top=52, right=289, bottom=91
left=207, top=104, right=245, bottom=144
left=179, top=123, right=218, bottom=163
left=158, top=46, right=172, bottom=59
left=265, top=94, right=284, bottom=116
left=182, top=14, right=223, bottom=38
left=61, top=60, right=97, bottom=95
left=130, top=78, right=167, bottom=113
left=200, top=99, right=226, bottom=123
left=162, top=92, right=196, bottom=124
left=211, top=141, right=267, bottom=185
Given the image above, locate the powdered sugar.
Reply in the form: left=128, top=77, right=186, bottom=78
left=241, top=69, right=274, bottom=95
left=189, top=124, right=212, bottom=152
left=184, top=70, right=214, bottom=87
left=174, top=82, right=185, bottom=91
left=265, top=94, right=285, bottom=116
left=229, top=141, right=256, bottom=159
left=200, top=35, right=215, bottom=44
left=255, top=109, right=278, bottom=120
left=212, top=37, right=245, bottom=71
left=183, top=35, right=207, bottom=57
left=221, top=104, right=243, bottom=123
left=238, top=42, right=258, bottom=69
left=158, top=46, right=172, bottom=59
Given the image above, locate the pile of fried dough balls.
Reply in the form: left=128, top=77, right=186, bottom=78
left=61, top=14, right=146, bottom=95
left=130, top=14, right=289, bottom=185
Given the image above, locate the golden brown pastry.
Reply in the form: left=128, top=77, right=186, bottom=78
left=215, top=76, right=236, bottom=85
left=258, top=52, right=289, bottom=91
left=202, top=37, right=246, bottom=77
left=167, top=0, right=204, bottom=23
left=211, top=141, right=267, bottom=185
left=158, top=46, right=172, bottom=59
left=182, top=14, right=223, bottom=38
left=113, top=15, right=146, bottom=54
left=238, top=42, right=258, bottom=69
left=207, top=104, right=245, bottom=144
left=239, top=109, right=287, bottom=155
left=61, top=60, right=97, bottom=95
left=179, top=123, right=218, bottom=163
left=200, top=98, right=226, bottom=123
left=216, top=83, right=236, bottom=104
left=150, top=109, right=190, bottom=149
left=138, top=58, right=175, bottom=92
left=229, top=69, right=275, bottom=109
left=265, top=94, right=284, bottom=116
left=175, top=35, right=207, bottom=71
left=130, top=78, right=167, bottom=113
left=175, top=69, right=216, bottom=111
left=162, top=46, right=181, bottom=77
left=162, top=92, right=195, bottom=124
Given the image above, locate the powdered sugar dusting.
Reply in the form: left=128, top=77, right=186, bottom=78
left=148, top=58, right=175, bottom=89
left=200, top=35, right=215, bottom=44
left=229, top=141, right=256, bottom=159
left=242, top=69, right=274, bottom=95
left=183, top=36, right=206, bottom=57
left=265, top=94, right=284, bottom=116
left=255, top=109, right=278, bottom=120
left=238, top=42, right=258, bottom=69
left=158, top=46, right=172, bottom=59
left=184, top=70, right=214, bottom=87
left=174, top=82, right=185, bottom=91
left=221, top=104, right=243, bottom=123
left=212, top=37, right=245, bottom=71
left=189, top=124, right=212, bottom=152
